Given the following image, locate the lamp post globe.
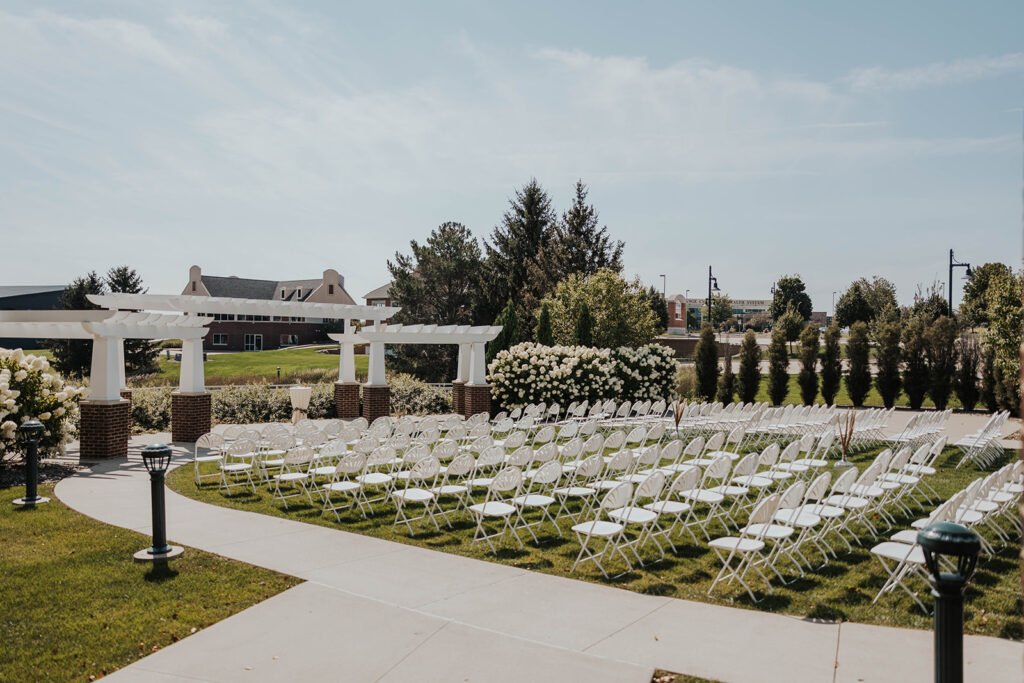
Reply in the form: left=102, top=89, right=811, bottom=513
left=13, top=420, right=50, bottom=506
left=917, top=522, right=982, bottom=683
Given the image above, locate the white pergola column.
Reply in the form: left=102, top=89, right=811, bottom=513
left=468, top=342, right=487, bottom=385
left=179, top=338, right=206, bottom=393
left=116, top=338, right=127, bottom=391
left=456, top=343, right=470, bottom=383
left=89, top=337, right=123, bottom=402
left=366, top=341, right=386, bottom=386
left=338, top=337, right=356, bottom=383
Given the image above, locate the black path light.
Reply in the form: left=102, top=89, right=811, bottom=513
left=133, top=443, right=185, bottom=563
left=917, top=521, right=982, bottom=683
left=13, top=420, right=50, bottom=506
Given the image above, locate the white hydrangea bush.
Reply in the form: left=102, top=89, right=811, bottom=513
left=613, top=343, right=678, bottom=402
left=488, top=342, right=622, bottom=410
left=0, top=349, right=85, bottom=458
left=488, top=342, right=679, bottom=410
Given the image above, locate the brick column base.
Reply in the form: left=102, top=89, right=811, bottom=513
left=334, top=382, right=361, bottom=419
left=452, top=381, right=465, bottom=416
left=172, top=392, right=212, bottom=443
left=120, top=390, right=133, bottom=430
left=79, top=400, right=130, bottom=459
left=362, top=385, right=390, bottom=422
left=463, top=384, right=492, bottom=419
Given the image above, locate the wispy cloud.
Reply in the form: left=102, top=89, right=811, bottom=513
left=846, top=52, right=1024, bottom=92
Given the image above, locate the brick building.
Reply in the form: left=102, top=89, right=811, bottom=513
left=182, top=265, right=357, bottom=351
left=363, top=283, right=393, bottom=323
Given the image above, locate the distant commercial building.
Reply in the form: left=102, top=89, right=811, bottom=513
left=182, top=265, right=356, bottom=351
left=0, top=285, right=64, bottom=348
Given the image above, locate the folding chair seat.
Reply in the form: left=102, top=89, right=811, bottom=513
left=686, top=432, right=726, bottom=467
left=708, top=493, right=783, bottom=601
left=643, top=467, right=701, bottom=550
left=659, top=436, right=704, bottom=474
left=869, top=540, right=929, bottom=613
left=355, top=446, right=397, bottom=507
left=193, top=432, right=225, bottom=485
left=468, top=445, right=507, bottom=489
left=606, top=472, right=667, bottom=565
left=554, top=454, right=603, bottom=521
left=321, top=452, right=368, bottom=520
left=218, top=439, right=258, bottom=496
left=593, top=449, right=633, bottom=491
left=676, top=454, right=733, bottom=540
left=526, top=442, right=559, bottom=479
left=271, top=447, right=316, bottom=509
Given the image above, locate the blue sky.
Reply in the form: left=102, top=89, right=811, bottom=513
left=1, top=1, right=1021, bottom=313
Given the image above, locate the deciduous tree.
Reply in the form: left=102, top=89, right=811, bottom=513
left=770, top=275, right=812, bottom=321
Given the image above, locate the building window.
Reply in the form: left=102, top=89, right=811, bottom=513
left=328, top=284, right=334, bottom=294
left=296, top=288, right=302, bottom=298
left=675, top=302, right=682, bottom=320
left=244, top=334, right=262, bottom=352
left=212, top=333, right=228, bottom=346
left=191, top=281, right=196, bottom=292
left=280, top=334, right=299, bottom=347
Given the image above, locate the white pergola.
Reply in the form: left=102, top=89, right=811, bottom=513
left=0, top=310, right=212, bottom=400
left=331, top=324, right=503, bottom=386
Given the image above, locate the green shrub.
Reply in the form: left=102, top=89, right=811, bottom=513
left=736, top=330, right=761, bottom=404
left=389, top=374, right=452, bottom=415
left=212, top=385, right=291, bottom=424
left=694, top=324, right=719, bottom=401
left=955, top=333, right=981, bottom=411
left=766, top=328, right=789, bottom=405
left=925, top=316, right=957, bottom=410
left=845, top=322, right=871, bottom=407
left=535, top=302, right=554, bottom=345
left=902, top=318, right=929, bottom=409
left=797, top=323, right=819, bottom=405
left=130, top=387, right=172, bottom=433
left=308, top=383, right=336, bottom=419
left=675, top=366, right=698, bottom=400
left=820, top=324, right=841, bottom=406
left=874, top=320, right=902, bottom=408
left=575, top=301, right=593, bottom=347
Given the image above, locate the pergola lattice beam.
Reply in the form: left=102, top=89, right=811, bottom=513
left=88, top=293, right=400, bottom=321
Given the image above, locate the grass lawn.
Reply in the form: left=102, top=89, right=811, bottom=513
left=143, top=347, right=369, bottom=386
left=0, top=483, right=300, bottom=681
left=168, top=445, right=1022, bottom=640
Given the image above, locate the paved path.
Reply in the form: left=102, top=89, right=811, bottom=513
left=56, top=432, right=1022, bottom=683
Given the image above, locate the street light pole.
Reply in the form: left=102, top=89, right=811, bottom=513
left=707, top=266, right=720, bottom=328
left=948, top=250, right=971, bottom=317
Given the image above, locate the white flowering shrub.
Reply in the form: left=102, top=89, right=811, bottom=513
left=488, top=342, right=622, bottom=410
left=613, top=344, right=678, bottom=402
left=0, top=349, right=85, bottom=458
left=488, top=342, right=679, bottom=410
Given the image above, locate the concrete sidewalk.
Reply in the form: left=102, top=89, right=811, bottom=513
left=55, top=434, right=1022, bottom=683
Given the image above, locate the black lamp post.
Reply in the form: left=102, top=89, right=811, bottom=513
left=917, top=522, right=982, bottom=683
left=134, top=443, right=184, bottom=562
left=13, top=420, right=49, bottom=506
left=948, top=250, right=972, bottom=317
left=706, top=266, right=720, bottom=327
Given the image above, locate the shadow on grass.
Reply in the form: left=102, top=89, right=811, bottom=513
left=142, top=560, right=179, bottom=583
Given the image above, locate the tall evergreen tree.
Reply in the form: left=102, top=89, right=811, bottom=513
left=483, top=179, right=558, bottom=335
left=575, top=301, right=593, bottom=347
left=548, top=180, right=623, bottom=277
left=845, top=322, right=871, bottom=407
left=834, top=283, right=873, bottom=328
left=718, top=342, right=736, bottom=405
left=736, top=329, right=761, bottom=404
left=535, top=301, right=554, bottom=346
left=694, top=323, right=719, bottom=401
left=767, top=327, right=789, bottom=405
left=487, top=300, right=519, bottom=364
left=874, top=320, right=902, bottom=408
left=901, top=317, right=929, bottom=409
left=106, top=265, right=158, bottom=374
left=954, top=333, right=981, bottom=411
left=388, top=222, right=485, bottom=381
left=45, top=272, right=106, bottom=378
left=925, top=315, right=958, bottom=410
left=797, top=323, right=819, bottom=405
left=647, top=285, right=669, bottom=333
left=820, top=324, right=842, bottom=406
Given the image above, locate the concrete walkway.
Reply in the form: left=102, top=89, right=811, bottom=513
left=55, top=433, right=1022, bottom=683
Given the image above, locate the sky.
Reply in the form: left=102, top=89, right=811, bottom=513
left=1, top=1, right=1022, bottom=314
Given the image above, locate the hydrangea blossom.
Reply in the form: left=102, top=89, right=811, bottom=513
left=0, top=349, right=85, bottom=458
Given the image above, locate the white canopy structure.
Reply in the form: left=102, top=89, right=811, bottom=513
left=329, top=324, right=502, bottom=386
left=0, top=310, right=211, bottom=401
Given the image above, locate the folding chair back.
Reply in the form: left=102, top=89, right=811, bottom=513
left=705, top=432, right=726, bottom=453
left=533, top=442, right=558, bottom=464
left=531, top=460, right=562, bottom=485
left=604, top=431, right=626, bottom=452
left=559, top=438, right=583, bottom=462
left=507, top=445, right=534, bottom=468
left=759, top=443, right=780, bottom=467
left=503, top=431, right=528, bottom=450
left=683, top=436, right=705, bottom=459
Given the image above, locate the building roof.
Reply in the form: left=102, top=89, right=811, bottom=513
left=363, top=283, right=392, bottom=300
left=0, top=285, right=64, bottom=300
left=200, top=275, right=354, bottom=304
